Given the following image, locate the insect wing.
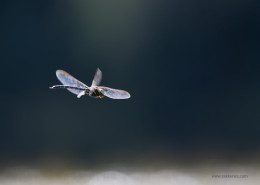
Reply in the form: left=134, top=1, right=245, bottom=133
left=91, top=68, right=102, bottom=87
left=56, top=70, right=88, bottom=95
left=98, top=86, right=130, bottom=99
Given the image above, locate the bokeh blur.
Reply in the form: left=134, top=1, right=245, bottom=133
left=1, top=0, right=260, bottom=182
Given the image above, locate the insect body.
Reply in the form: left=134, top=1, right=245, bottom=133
left=50, top=68, right=130, bottom=99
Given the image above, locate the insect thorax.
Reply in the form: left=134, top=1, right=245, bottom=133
left=89, top=89, right=104, bottom=98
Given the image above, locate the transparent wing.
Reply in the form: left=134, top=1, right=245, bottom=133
left=91, top=68, right=102, bottom=87
left=56, top=70, right=88, bottom=95
left=98, top=86, right=130, bottom=99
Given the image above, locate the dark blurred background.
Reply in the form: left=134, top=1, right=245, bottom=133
left=0, top=0, right=260, bottom=167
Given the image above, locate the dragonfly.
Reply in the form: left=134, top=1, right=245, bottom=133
left=50, top=68, right=131, bottom=99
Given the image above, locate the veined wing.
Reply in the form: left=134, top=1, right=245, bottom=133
left=98, top=86, right=130, bottom=99
left=56, top=70, right=88, bottom=95
left=91, top=68, right=102, bottom=87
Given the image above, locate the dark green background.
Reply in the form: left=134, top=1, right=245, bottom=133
left=1, top=0, right=260, bottom=165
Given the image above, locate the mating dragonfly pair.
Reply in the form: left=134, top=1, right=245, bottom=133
left=50, top=68, right=130, bottom=99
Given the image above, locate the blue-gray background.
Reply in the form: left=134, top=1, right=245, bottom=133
left=1, top=0, right=260, bottom=166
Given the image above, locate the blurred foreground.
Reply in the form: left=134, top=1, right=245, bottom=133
left=0, top=163, right=259, bottom=185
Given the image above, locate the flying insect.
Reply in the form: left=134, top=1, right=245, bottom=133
left=50, top=68, right=130, bottom=99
